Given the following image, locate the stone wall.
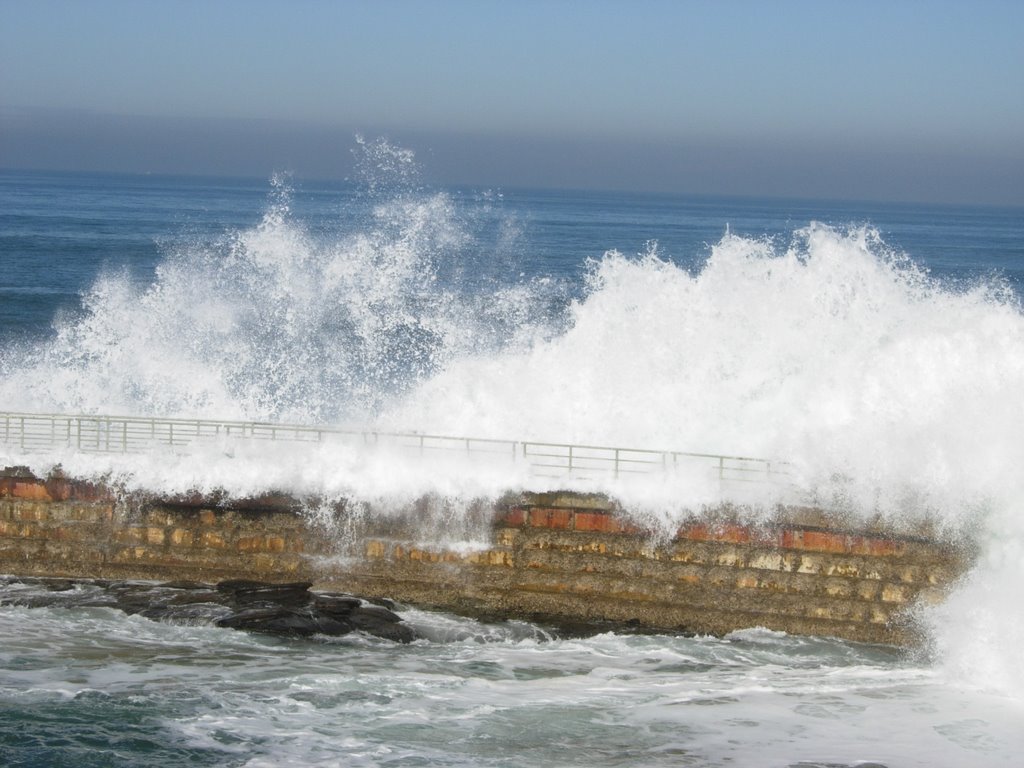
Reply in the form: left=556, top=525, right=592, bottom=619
left=0, top=469, right=968, bottom=645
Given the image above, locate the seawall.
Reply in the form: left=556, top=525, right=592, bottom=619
left=0, top=468, right=968, bottom=645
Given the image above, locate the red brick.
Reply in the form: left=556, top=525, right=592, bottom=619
left=3, top=480, right=52, bottom=501
left=677, top=523, right=710, bottom=541
left=499, top=507, right=526, bottom=527
left=802, top=530, right=849, bottom=553
left=716, top=524, right=753, bottom=544
left=676, top=523, right=754, bottom=545
left=528, top=507, right=573, bottom=529
left=857, top=537, right=906, bottom=557
left=574, top=511, right=623, bottom=533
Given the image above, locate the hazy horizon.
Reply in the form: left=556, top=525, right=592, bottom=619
left=2, top=1, right=1021, bottom=206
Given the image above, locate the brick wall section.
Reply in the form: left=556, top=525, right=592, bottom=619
left=0, top=470, right=325, bottom=583
left=0, top=470, right=968, bottom=645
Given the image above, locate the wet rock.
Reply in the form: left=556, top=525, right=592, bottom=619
left=0, top=577, right=418, bottom=642
left=216, top=607, right=321, bottom=636
left=313, top=594, right=362, bottom=618
left=43, top=579, right=77, bottom=592
left=312, top=614, right=355, bottom=636
left=157, top=580, right=209, bottom=590
left=216, top=580, right=314, bottom=608
left=349, top=605, right=415, bottom=643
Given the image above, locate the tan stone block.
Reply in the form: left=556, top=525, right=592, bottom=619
left=16, top=505, right=47, bottom=522
left=116, top=527, right=144, bottom=544
left=670, top=548, right=696, bottom=563
left=748, top=552, right=784, bottom=571
left=170, top=528, right=194, bottom=547
left=826, top=561, right=862, bottom=578
left=869, top=607, right=891, bottom=624
left=488, top=550, right=512, bottom=567
left=264, top=537, right=286, bottom=553
left=236, top=536, right=259, bottom=552
left=809, top=605, right=834, bottom=620
left=133, top=546, right=147, bottom=559
left=796, top=555, right=824, bottom=575
left=735, top=574, right=759, bottom=589
left=199, top=510, right=216, bottom=525
left=898, top=566, right=919, bottom=583
left=824, top=579, right=853, bottom=598
left=200, top=531, right=225, bottom=548
left=146, top=527, right=165, bottom=545
left=881, top=584, right=907, bottom=603
left=856, top=581, right=880, bottom=600
left=716, top=549, right=741, bottom=567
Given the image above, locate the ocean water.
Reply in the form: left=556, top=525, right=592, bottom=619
left=2, top=142, right=1024, bottom=766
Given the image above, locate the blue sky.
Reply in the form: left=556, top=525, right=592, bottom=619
left=1, top=0, right=1022, bottom=204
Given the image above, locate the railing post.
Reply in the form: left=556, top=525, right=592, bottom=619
left=614, top=448, right=620, bottom=479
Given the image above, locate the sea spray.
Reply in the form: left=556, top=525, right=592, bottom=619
left=4, top=169, right=1024, bottom=523
left=0, top=154, right=561, bottom=424
left=3, top=152, right=1024, bottom=703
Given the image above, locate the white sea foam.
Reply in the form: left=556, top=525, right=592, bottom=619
left=2, top=147, right=1024, bottom=698
left=2, top=599, right=1021, bottom=767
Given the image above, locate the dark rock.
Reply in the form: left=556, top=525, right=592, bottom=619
left=313, top=594, right=362, bottom=618
left=114, top=588, right=164, bottom=615
left=217, top=607, right=321, bottom=636
left=157, top=580, right=209, bottom=590
left=235, top=588, right=312, bottom=607
left=43, top=579, right=77, bottom=592
left=216, top=579, right=273, bottom=592
left=313, top=615, right=355, bottom=636
left=216, top=580, right=314, bottom=608
left=165, top=590, right=222, bottom=606
left=0, top=576, right=417, bottom=643
left=350, top=604, right=403, bottom=625
left=349, top=605, right=416, bottom=643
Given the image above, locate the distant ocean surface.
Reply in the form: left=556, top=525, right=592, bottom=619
left=2, top=159, right=1024, bottom=767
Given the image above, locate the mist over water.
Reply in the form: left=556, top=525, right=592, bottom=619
left=2, top=145, right=1024, bottom=703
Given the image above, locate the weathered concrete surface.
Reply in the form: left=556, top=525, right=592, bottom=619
left=0, top=468, right=969, bottom=645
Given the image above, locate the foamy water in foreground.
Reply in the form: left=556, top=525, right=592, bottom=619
left=2, top=584, right=1022, bottom=768
left=2, top=154, right=1023, bottom=763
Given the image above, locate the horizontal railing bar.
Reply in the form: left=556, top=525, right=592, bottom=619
left=0, top=410, right=791, bottom=486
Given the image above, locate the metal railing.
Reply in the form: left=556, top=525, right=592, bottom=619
left=0, top=410, right=789, bottom=486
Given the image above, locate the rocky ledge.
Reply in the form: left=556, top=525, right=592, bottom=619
left=0, top=576, right=417, bottom=643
